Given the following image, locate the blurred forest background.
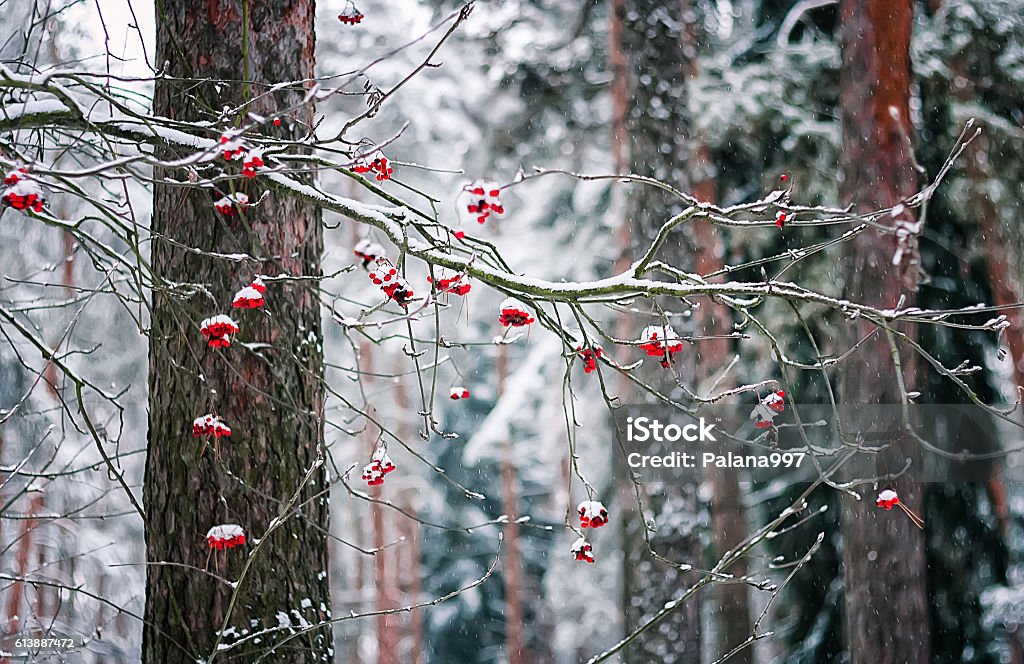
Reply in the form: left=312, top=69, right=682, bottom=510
left=2, top=0, right=1024, bottom=663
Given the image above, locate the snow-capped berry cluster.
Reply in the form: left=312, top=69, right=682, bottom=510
left=220, top=131, right=246, bottom=160
left=338, top=1, right=364, bottom=24
left=571, top=537, right=594, bottom=564
left=428, top=269, right=471, bottom=296
left=2, top=168, right=45, bottom=213
left=219, top=131, right=264, bottom=177
left=578, top=345, right=603, bottom=374
left=353, top=238, right=385, bottom=268
left=572, top=499, right=609, bottom=564
left=4, top=168, right=28, bottom=185
left=206, top=524, right=246, bottom=550
left=233, top=277, right=266, bottom=309
left=578, top=500, right=608, bottom=529
left=750, top=389, right=785, bottom=429
left=498, top=298, right=534, bottom=327
left=362, top=449, right=396, bottom=487
left=638, top=325, right=684, bottom=368
left=192, top=414, right=232, bottom=438
left=876, top=489, right=899, bottom=510
left=369, top=258, right=414, bottom=306
left=214, top=192, right=249, bottom=216
left=875, top=488, right=924, bottom=528
left=242, top=149, right=264, bottom=178
left=450, top=386, right=470, bottom=400
left=763, top=390, right=785, bottom=413
left=362, top=462, right=385, bottom=486
left=353, top=150, right=392, bottom=181
left=200, top=314, right=240, bottom=348
left=464, top=180, right=504, bottom=225
left=775, top=174, right=792, bottom=229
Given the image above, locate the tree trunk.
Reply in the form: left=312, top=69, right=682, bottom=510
left=617, top=1, right=702, bottom=661
left=685, top=10, right=752, bottom=657
left=497, top=345, right=527, bottom=664
left=837, top=2, right=929, bottom=663
left=144, top=2, right=330, bottom=662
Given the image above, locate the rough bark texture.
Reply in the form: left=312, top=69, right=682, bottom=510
left=618, top=1, right=702, bottom=661
left=837, top=2, right=929, bottom=663
left=144, top=2, right=330, bottom=662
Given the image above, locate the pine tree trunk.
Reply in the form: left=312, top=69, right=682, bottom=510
left=618, top=1, right=702, bottom=661
left=496, top=345, right=527, bottom=664
left=837, top=2, right=929, bottom=663
left=686, top=15, right=752, bottom=658
left=144, top=2, right=331, bottom=662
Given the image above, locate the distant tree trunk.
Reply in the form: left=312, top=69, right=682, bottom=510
left=692, top=163, right=751, bottom=664
left=144, top=2, right=330, bottom=662
left=368, top=349, right=399, bottom=664
left=497, top=345, right=527, bottom=664
left=400, top=510, right=425, bottom=664
left=617, top=1, right=702, bottom=661
left=6, top=494, right=43, bottom=635
left=609, top=0, right=629, bottom=180
left=837, top=2, right=929, bottom=663
left=374, top=496, right=400, bottom=664
left=391, top=360, right=425, bottom=664
left=963, top=129, right=1015, bottom=534
left=683, top=7, right=752, bottom=659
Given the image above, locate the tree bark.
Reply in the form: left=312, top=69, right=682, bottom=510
left=837, top=2, right=929, bottom=663
left=684, top=3, right=752, bottom=654
left=144, top=2, right=330, bottom=662
left=617, top=1, right=702, bottom=661
left=497, top=345, right=527, bottom=664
